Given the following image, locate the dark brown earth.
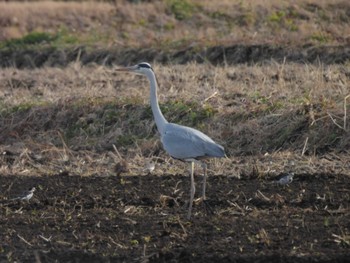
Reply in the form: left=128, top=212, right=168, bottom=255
left=0, top=172, right=349, bottom=262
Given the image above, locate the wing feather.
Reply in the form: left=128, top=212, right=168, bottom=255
left=161, top=123, right=224, bottom=159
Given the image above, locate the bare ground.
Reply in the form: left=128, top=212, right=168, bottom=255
left=0, top=172, right=349, bottom=262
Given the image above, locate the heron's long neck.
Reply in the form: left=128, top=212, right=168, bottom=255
left=146, top=70, right=168, bottom=134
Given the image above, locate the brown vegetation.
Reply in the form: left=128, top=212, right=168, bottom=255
left=1, top=62, right=349, bottom=177
left=0, top=0, right=349, bottom=47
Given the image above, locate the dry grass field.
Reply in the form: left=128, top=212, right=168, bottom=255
left=1, top=0, right=350, bottom=47
left=0, top=0, right=350, bottom=262
left=1, top=62, right=350, bottom=177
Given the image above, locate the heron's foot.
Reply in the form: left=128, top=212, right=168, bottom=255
left=194, top=196, right=206, bottom=205
left=194, top=197, right=214, bottom=215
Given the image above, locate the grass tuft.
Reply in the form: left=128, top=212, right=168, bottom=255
left=166, top=0, right=198, bottom=21
left=1, top=32, right=56, bottom=49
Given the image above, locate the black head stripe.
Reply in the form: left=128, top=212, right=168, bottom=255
left=138, top=62, right=152, bottom=69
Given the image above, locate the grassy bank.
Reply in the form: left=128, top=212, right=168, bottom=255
left=1, top=62, right=349, bottom=177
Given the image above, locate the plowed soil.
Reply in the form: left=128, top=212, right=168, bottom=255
left=1, top=172, right=349, bottom=262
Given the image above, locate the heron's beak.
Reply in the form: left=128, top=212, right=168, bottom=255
left=115, top=65, right=137, bottom=72
left=115, top=67, right=131, bottom=72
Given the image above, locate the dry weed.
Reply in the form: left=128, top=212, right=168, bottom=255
left=0, top=62, right=350, bottom=177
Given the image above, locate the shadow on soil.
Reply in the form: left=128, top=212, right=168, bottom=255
left=0, top=44, right=350, bottom=68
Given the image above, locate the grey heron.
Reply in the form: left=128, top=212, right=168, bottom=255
left=116, top=62, right=225, bottom=219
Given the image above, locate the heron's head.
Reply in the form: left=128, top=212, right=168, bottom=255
left=116, top=62, right=153, bottom=75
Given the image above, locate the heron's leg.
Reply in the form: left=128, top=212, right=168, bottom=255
left=199, top=162, right=214, bottom=215
left=187, top=161, right=195, bottom=220
left=201, top=162, right=207, bottom=200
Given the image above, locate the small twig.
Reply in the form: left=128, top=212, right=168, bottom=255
left=14, top=207, right=23, bottom=214
left=327, top=112, right=344, bottom=130
left=344, top=94, right=350, bottom=131
left=38, top=235, right=52, bottom=242
left=256, top=190, right=270, bottom=202
left=173, top=180, right=182, bottom=195
left=108, top=236, right=126, bottom=248
left=120, top=216, right=137, bottom=225
left=143, top=244, right=147, bottom=258
left=332, top=233, right=350, bottom=246
left=75, top=48, right=82, bottom=65
left=72, top=230, right=79, bottom=240
left=17, top=234, right=33, bottom=246
left=278, top=57, right=287, bottom=87
left=311, top=115, right=328, bottom=126
left=203, top=91, right=218, bottom=103
left=301, top=137, right=309, bottom=156
left=112, top=144, right=123, bottom=160
left=57, top=130, right=72, bottom=157
left=177, top=219, right=188, bottom=238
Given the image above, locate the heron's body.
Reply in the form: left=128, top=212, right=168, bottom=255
left=162, top=123, right=225, bottom=160
left=117, top=62, right=225, bottom=219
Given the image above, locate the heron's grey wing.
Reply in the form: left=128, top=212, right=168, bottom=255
left=161, top=129, right=205, bottom=159
left=161, top=124, right=224, bottom=159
